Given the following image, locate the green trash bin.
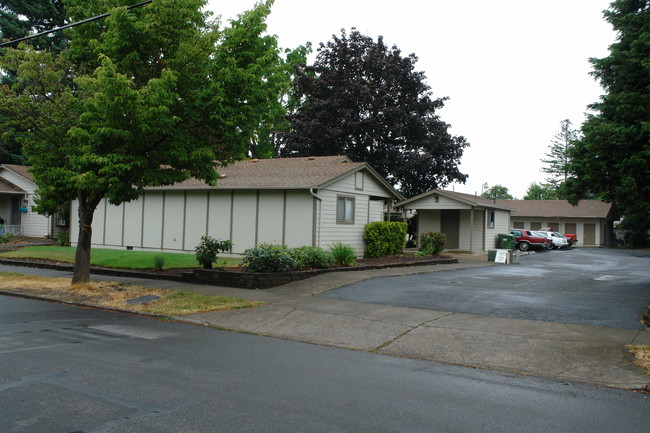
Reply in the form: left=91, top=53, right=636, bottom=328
left=497, top=233, right=516, bottom=250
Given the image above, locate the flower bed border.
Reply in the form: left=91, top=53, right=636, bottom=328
left=183, top=257, right=458, bottom=289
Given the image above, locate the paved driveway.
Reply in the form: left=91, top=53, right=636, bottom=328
left=319, top=248, right=650, bottom=330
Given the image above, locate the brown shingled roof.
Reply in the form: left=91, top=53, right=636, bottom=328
left=495, top=200, right=615, bottom=219
left=149, top=156, right=395, bottom=192
left=1, top=164, right=33, bottom=182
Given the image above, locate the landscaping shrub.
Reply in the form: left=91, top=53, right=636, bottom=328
left=195, top=236, right=233, bottom=269
left=153, top=255, right=166, bottom=271
left=0, top=226, right=12, bottom=244
left=329, top=242, right=357, bottom=266
left=364, top=221, right=407, bottom=257
left=242, top=243, right=296, bottom=273
left=57, top=229, right=70, bottom=247
left=290, top=246, right=334, bottom=270
left=417, top=231, right=446, bottom=256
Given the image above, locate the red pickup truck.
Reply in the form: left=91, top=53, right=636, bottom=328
left=540, top=227, right=577, bottom=246
left=509, top=229, right=552, bottom=251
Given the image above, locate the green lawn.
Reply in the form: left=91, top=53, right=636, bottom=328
left=0, top=246, right=241, bottom=270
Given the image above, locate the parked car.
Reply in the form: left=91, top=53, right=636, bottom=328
left=508, top=229, right=552, bottom=251
left=534, top=231, right=569, bottom=249
left=540, top=227, right=577, bottom=246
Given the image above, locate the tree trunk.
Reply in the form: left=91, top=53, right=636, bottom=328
left=71, top=196, right=100, bottom=285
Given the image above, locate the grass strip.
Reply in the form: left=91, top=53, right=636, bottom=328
left=0, top=246, right=241, bottom=269
left=0, top=272, right=260, bottom=315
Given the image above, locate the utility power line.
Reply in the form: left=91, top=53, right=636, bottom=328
left=0, top=0, right=153, bottom=48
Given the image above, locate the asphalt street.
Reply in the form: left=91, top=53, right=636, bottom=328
left=1, top=295, right=649, bottom=433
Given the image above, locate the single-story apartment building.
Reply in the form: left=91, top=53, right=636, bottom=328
left=396, top=190, right=512, bottom=253
left=495, top=199, right=617, bottom=247
left=0, top=164, right=65, bottom=238
left=71, top=156, right=403, bottom=256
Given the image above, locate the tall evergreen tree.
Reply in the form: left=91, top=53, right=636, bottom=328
left=0, top=0, right=67, bottom=52
left=565, top=0, right=649, bottom=245
left=0, top=0, right=68, bottom=163
left=541, top=119, right=579, bottom=188
left=278, top=29, right=469, bottom=198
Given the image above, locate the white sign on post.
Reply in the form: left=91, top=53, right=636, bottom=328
left=495, top=249, right=509, bottom=264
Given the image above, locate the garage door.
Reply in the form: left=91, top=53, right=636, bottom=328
left=583, top=223, right=596, bottom=246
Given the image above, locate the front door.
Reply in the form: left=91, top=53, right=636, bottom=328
left=441, top=210, right=460, bottom=250
left=10, top=196, right=21, bottom=225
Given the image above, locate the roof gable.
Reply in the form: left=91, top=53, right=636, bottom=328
left=397, top=189, right=512, bottom=211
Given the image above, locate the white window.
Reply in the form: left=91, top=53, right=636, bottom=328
left=487, top=210, right=495, bottom=229
left=337, top=196, right=355, bottom=223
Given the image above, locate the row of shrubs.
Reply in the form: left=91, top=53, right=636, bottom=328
left=195, top=222, right=447, bottom=272
left=242, top=242, right=357, bottom=273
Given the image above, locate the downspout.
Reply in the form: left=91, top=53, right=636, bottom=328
left=309, top=188, right=322, bottom=248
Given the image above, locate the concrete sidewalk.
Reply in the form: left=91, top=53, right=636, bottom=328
left=177, top=253, right=650, bottom=391
left=1, top=253, right=648, bottom=390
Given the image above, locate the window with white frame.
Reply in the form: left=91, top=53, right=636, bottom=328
left=487, top=210, right=495, bottom=228
left=337, top=196, right=355, bottom=223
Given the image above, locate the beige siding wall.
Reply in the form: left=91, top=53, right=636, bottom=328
left=368, top=200, right=385, bottom=222
left=123, top=197, right=143, bottom=247
left=484, top=209, right=510, bottom=250
left=231, top=191, right=257, bottom=253
left=405, top=194, right=472, bottom=211
left=103, top=199, right=123, bottom=246
left=0, top=169, right=51, bottom=237
left=318, top=176, right=372, bottom=255
left=184, top=191, right=209, bottom=250
left=257, top=191, right=285, bottom=245
left=207, top=192, right=232, bottom=241
left=75, top=189, right=315, bottom=253
left=284, top=191, right=313, bottom=248
left=418, top=210, right=441, bottom=235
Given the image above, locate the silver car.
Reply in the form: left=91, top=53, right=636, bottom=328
left=533, top=231, right=569, bottom=249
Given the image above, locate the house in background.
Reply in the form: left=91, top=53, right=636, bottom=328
left=396, top=190, right=512, bottom=253
left=0, top=164, right=65, bottom=238
left=496, top=200, right=617, bottom=247
left=71, top=156, right=403, bottom=256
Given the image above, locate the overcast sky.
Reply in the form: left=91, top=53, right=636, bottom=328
left=205, top=0, right=616, bottom=198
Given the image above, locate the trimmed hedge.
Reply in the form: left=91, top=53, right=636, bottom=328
left=364, top=221, right=407, bottom=258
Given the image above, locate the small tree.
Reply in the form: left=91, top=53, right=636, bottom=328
left=481, top=185, right=514, bottom=200
left=195, top=236, right=233, bottom=269
left=523, top=183, right=558, bottom=200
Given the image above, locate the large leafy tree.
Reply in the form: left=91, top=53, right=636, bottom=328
left=0, top=0, right=289, bottom=283
left=278, top=29, right=469, bottom=198
left=565, top=0, right=649, bottom=245
left=210, top=1, right=308, bottom=158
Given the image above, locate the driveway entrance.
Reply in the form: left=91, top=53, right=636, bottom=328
left=320, top=248, right=650, bottom=330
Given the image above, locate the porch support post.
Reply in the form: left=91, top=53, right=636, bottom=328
left=469, top=208, right=474, bottom=253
